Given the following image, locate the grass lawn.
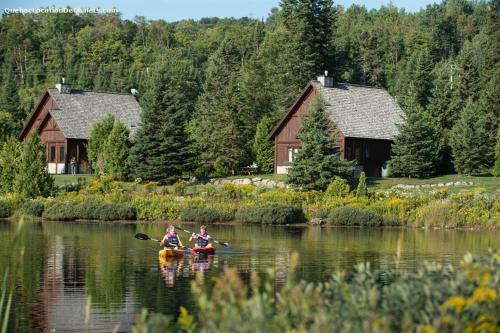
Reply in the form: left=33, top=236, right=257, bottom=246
left=52, top=174, right=93, bottom=187
left=367, top=174, right=499, bottom=194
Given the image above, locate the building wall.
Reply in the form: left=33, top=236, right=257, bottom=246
left=273, top=86, right=345, bottom=174
left=344, top=137, right=392, bottom=177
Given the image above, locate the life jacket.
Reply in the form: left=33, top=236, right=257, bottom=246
left=166, top=231, right=179, bottom=247
left=196, top=233, right=209, bottom=247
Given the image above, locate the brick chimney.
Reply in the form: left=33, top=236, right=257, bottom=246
left=55, top=77, right=71, bottom=93
left=317, top=70, right=334, bottom=88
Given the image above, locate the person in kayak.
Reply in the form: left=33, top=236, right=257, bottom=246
left=189, top=225, right=213, bottom=249
left=161, top=225, right=184, bottom=249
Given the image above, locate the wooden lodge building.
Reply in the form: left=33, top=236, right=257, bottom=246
left=269, top=74, right=404, bottom=177
left=19, top=82, right=141, bottom=174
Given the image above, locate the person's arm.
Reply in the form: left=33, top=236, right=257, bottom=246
left=177, top=235, right=183, bottom=247
left=160, top=235, right=167, bottom=246
left=189, top=233, right=196, bottom=242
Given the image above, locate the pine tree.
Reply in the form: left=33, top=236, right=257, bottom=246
left=450, top=101, right=492, bottom=175
left=0, top=61, right=23, bottom=123
left=94, top=64, right=111, bottom=91
left=390, top=97, right=443, bottom=178
left=104, top=120, right=131, bottom=180
left=287, top=98, right=354, bottom=190
left=356, top=171, right=367, bottom=197
left=88, top=114, right=115, bottom=176
left=493, top=126, right=500, bottom=177
left=0, top=137, right=22, bottom=194
left=130, top=53, right=197, bottom=184
left=253, top=115, right=276, bottom=174
left=190, top=38, right=255, bottom=176
left=77, top=63, right=93, bottom=90
left=0, top=112, right=14, bottom=144
left=14, top=134, right=54, bottom=198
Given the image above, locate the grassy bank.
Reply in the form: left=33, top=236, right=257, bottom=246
left=133, top=251, right=500, bottom=332
left=0, top=175, right=498, bottom=229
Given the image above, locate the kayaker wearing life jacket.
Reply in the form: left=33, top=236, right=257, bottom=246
left=161, top=225, right=183, bottom=249
left=189, top=225, right=213, bottom=249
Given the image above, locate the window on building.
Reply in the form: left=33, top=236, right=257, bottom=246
left=59, top=146, right=65, bottom=163
left=288, top=147, right=300, bottom=162
left=50, top=146, right=56, bottom=163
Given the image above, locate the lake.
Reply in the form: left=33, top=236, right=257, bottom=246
left=0, top=220, right=498, bottom=332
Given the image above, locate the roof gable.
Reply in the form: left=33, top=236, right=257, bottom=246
left=269, top=81, right=404, bottom=141
left=46, top=88, right=142, bottom=139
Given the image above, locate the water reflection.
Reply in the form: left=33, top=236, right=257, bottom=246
left=0, top=220, right=498, bottom=332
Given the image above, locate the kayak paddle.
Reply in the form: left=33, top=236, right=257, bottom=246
left=174, top=225, right=229, bottom=247
left=134, top=233, right=189, bottom=250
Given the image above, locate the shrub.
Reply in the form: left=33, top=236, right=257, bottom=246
left=0, top=200, right=12, bottom=218
left=43, top=200, right=136, bottom=221
left=325, top=206, right=384, bottom=226
left=325, top=177, right=350, bottom=198
left=355, top=171, right=367, bottom=197
left=180, top=206, right=234, bottom=223
left=19, top=200, right=44, bottom=217
left=235, top=204, right=305, bottom=224
left=260, top=189, right=321, bottom=205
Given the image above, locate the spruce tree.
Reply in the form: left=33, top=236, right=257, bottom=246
left=287, top=98, right=354, bottom=190
left=253, top=115, right=276, bottom=174
left=0, top=112, right=14, bottom=144
left=14, top=134, right=54, bottom=198
left=450, top=101, right=492, bottom=175
left=88, top=114, right=115, bottom=176
left=494, top=126, right=500, bottom=177
left=0, top=61, right=23, bottom=123
left=356, top=171, right=367, bottom=197
left=130, top=53, right=197, bottom=184
left=190, top=38, right=255, bottom=176
left=104, top=120, right=131, bottom=180
left=77, top=64, right=93, bottom=90
left=390, top=97, right=443, bottom=178
left=0, top=137, right=22, bottom=194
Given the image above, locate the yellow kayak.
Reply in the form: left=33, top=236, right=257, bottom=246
left=159, top=248, right=185, bottom=259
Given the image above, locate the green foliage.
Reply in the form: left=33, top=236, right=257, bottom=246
left=450, top=101, right=492, bottom=175
left=325, top=206, right=384, bottom=226
left=494, top=127, right=500, bottom=177
left=288, top=98, right=354, bottom=190
left=14, top=134, right=54, bottom=198
left=0, top=113, right=14, bottom=144
left=0, top=201, right=12, bottom=218
left=130, top=52, right=197, bottom=184
left=88, top=114, right=115, bottom=176
left=235, top=204, right=305, bottom=224
left=252, top=115, right=275, bottom=174
left=325, top=177, right=350, bottom=198
left=104, top=120, right=131, bottom=180
left=0, top=138, right=22, bottom=194
left=180, top=206, right=234, bottom=223
left=190, top=38, right=255, bottom=176
left=42, top=200, right=136, bottom=221
left=390, top=98, right=443, bottom=178
left=19, top=200, right=44, bottom=217
left=356, top=171, right=367, bottom=197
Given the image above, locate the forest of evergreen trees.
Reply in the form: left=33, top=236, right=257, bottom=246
left=0, top=0, right=498, bottom=180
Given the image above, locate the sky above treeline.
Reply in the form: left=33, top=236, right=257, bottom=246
left=2, top=0, right=440, bottom=21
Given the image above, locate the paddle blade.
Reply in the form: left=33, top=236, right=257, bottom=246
left=134, top=233, right=150, bottom=241
left=217, top=241, right=229, bottom=247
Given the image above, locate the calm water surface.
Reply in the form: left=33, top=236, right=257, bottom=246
left=0, top=220, right=498, bottom=332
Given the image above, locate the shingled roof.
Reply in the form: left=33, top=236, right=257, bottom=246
left=311, top=81, right=404, bottom=140
left=269, top=81, right=404, bottom=141
left=47, top=88, right=141, bottom=139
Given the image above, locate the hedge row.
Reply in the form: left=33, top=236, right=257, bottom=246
left=42, top=200, right=137, bottom=221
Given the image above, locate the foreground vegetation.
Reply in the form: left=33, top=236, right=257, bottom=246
left=132, top=251, right=500, bottom=332
left=0, top=176, right=498, bottom=229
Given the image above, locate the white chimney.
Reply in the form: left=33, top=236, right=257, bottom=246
left=317, top=70, right=334, bottom=88
left=55, top=77, right=71, bottom=93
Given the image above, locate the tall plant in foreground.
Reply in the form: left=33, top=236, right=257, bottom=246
left=356, top=171, right=367, bottom=197
left=288, top=98, right=354, bottom=191
left=14, top=133, right=54, bottom=198
left=253, top=115, right=276, bottom=174
left=88, top=114, right=115, bottom=176
left=494, top=126, right=500, bottom=177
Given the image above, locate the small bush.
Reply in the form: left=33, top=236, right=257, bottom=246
left=325, top=206, right=384, bottom=226
left=20, top=200, right=45, bottom=217
left=0, top=200, right=12, bottom=218
left=180, top=206, right=234, bottom=223
left=325, top=177, right=350, bottom=198
left=236, top=204, right=305, bottom=224
left=43, top=200, right=136, bottom=221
